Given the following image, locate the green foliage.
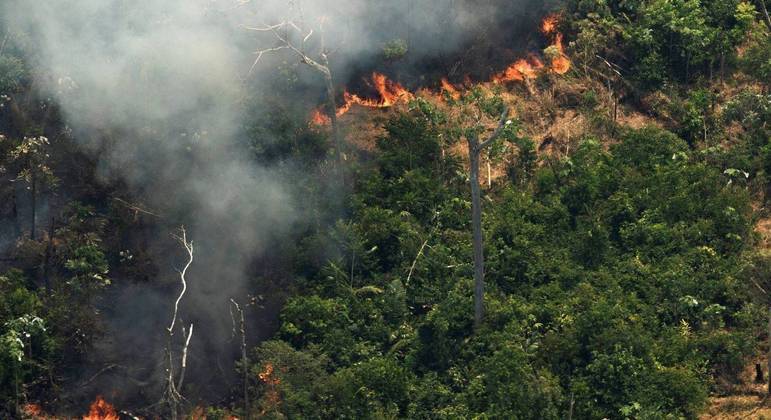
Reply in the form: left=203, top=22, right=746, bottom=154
left=567, top=0, right=759, bottom=89
left=382, top=39, right=408, bottom=60
left=0, top=270, right=54, bottom=415
left=740, top=23, right=771, bottom=83
left=0, top=55, right=25, bottom=93
left=258, top=106, right=758, bottom=418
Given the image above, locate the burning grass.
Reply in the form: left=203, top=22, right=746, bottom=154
left=310, top=13, right=573, bottom=125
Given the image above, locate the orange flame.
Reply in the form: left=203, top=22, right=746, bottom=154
left=550, top=33, right=571, bottom=74
left=83, top=395, right=119, bottom=420
left=311, top=108, right=331, bottom=125
left=492, top=56, right=545, bottom=83
left=541, top=13, right=559, bottom=35
left=311, top=72, right=414, bottom=124
left=23, top=403, right=53, bottom=419
left=259, top=362, right=281, bottom=386
left=310, top=14, right=570, bottom=124
left=441, top=78, right=461, bottom=100
left=259, top=363, right=282, bottom=415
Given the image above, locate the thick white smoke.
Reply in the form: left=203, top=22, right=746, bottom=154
left=2, top=0, right=557, bottom=407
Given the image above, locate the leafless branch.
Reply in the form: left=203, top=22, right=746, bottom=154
left=168, top=227, right=193, bottom=334
left=478, top=107, right=511, bottom=150
left=162, top=226, right=195, bottom=420
left=0, top=30, right=9, bottom=57
left=176, top=323, right=194, bottom=391
left=112, top=197, right=163, bottom=219
left=230, top=298, right=250, bottom=418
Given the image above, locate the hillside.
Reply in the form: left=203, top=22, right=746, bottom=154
left=0, top=0, right=770, bottom=419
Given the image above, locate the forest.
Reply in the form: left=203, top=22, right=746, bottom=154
left=0, top=0, right=770, bottom=418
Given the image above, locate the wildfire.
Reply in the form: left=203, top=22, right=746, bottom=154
left=338, top=72, right=414, bottom=115
left=23, top=403, right=51, bottom=419
left=259, top=362, right=281, bottom=386
left=441, top=78, right=461, bottom=100
left=259, top=363, right=282, bottom=414
left=311, top=108, right=331, bottom=125
left=83, top=395, right=119, bottom=420
left=310, top=14, right=571, bottom=124
left=549, top=33, right=571, bottom=75
left=541, top=13, right=559, bottom=35
left=492, top=56, right=545, bottom=83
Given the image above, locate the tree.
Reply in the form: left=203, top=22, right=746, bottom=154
left=9, top=136, right=57, bottom=240
left=756, top=0, right=771, bottom=30
left=247, top=17, right=345, bottom=172
left=466, top=107, right=509, bottom=329
left=162, top=227, right=195, bottom=420
left=742, top=252, right=771, bottom=396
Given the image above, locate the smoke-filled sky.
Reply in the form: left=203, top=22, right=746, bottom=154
left=2, top=0, right=557, bottom=406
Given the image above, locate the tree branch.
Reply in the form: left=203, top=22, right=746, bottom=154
left=168, top=227, right=193, bottom=334
left=477, top=107, right=510, bottom=151
left=176, top=323, right=194, bottom=391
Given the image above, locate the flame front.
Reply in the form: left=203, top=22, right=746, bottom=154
left=83, top=395, right=119, bottom=420
left=339, top=72, right=414, bottom=115
left=441, top=78, right=461, bottom=100
left=311, top=14, right=571, bottom=124
left=541, top=14, right=559, bottom=35
left=550, top=33, right=571, bottom=75
left=492, top=56, right=545, bottom=83
left=23, top=403, right=51, bottom=419
left=311, top=108, right=331, bottom=125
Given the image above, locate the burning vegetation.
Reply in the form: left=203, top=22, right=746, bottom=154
left=82, top=396, right=119, bottom=420
left=311, top=13, right=572, bottom=124
left=4, top=0, right=765, bottom=417
left=22, top=396, right=118, bottom=420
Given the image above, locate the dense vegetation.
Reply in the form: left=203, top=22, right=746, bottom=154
left=0, top=0, right=769, bottom=418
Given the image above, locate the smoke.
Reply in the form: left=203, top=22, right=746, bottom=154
left=2, top=0, right=558, bottom=409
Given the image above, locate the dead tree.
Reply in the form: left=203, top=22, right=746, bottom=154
left=162, top=227, right=195, bottom=420
left=757, top=0, right=771, bottom=31
left=467, top=107, right=509, bottom=330
left=746, top=253, right=771, bottom=396
left=246, top=19, right=344, bottom=170
left=230, top=298, right=250, bottom=418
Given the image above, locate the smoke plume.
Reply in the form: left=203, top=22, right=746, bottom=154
left=2, top=0, right=558, bottom=408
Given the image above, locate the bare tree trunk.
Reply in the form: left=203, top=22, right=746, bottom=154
left=466, top=108, right=509, bottom=330
left=321, top=57, right=344, bottom=170
left=758, top=0, right=771, bottom=31
left=163, top=228, right=195, bottom=420
left=30, top=167, right=36, bottom=240
left=720, top=52, right=725, bottom=86
left=468, top=136, right=485, bottom=330
left=231, top=299, right=249, bottom=418
left=487, top=159, right=492, bottom=188
left=12, top=188, right=20, bottom=238
left=768, top=305, right=771, bottom=396
left=42, top=219, right=55, bottom=294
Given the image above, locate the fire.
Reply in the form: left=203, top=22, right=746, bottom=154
left=541, top=13, right=559, bottom=35
left=83, top=395, right=119, bottom=420
left=492, top=56, right=545, bottom=83
left=441, top=78, right=461, bottom=100
left=542, top=13, right=571, bottom=75
left=338, top=72, right=413, bottom=114
left=310, top=14, right=571, bottom=124
left=311, top=72, right=414, bottom=125
left=23, top=403, right=52, bottom=419
left=311, top=108, right=331, bottom=125
left=259, top=362, right=281, bottom=386
left=550, top=33, right=571, bottom=74
left=259, top=363, right=282, bottom=415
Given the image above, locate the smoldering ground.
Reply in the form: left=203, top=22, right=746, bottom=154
left=2, top=0, right=560, bottom=409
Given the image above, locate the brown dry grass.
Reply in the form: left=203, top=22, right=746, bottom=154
left=701, top=358, right=770, bottom=419
left=333, top=73, right=648, bottom=173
